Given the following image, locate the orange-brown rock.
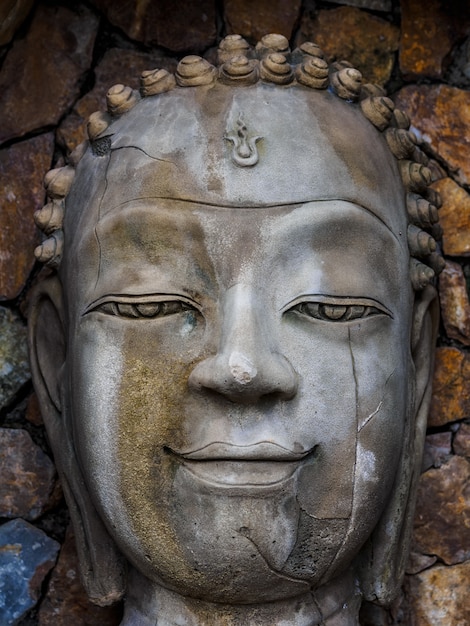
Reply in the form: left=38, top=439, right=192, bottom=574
left=57, top=49, right=178, bottom=153
left=0, top=4, right=98, bottom=144
left=438, top=260, right=470, bottom=346
left=406, top=561, right=470, bottom=625
left=454, top=422, right=470, bottom=458
left=0, top=133, right=54, bottom=300
left=395, top=85, right=470, bottom=187
left=38, top=524, right=122, bottom=626
left=0, top=428, right=57, bottom=520
left=432, top=178, right=470, bottom=256
left=224, top=0, right=301, bottom=42
left=413, top=455, right=470, bottom=565
left=400, top=0, right=470, bottom=80
left=0, top=0, right=34, bottom=46
left=296, top=7, right=399, bottom=86
left=429, top=347, right=470, bottom=427
left=89, top=0, right=216, bottom=52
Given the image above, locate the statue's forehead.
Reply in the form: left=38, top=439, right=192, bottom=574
left=69, top=83, right=405, bottom=232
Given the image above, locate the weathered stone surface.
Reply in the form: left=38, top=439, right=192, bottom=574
left=429, top=347, right=470, bottom=427
left=400, top=0, right=470, bottom=80
left=413, top=455, right=470, bottom=565
left=406, top=561, right=470, bottom=626
left=395, top=85, right=470, bottom=187
left=432, top=178, right=470, bottom=256
left=57, top=48, right=177, bottom=153
left=0, top=0, right=34, bottom=46
left=438, top=260, right=470, bottom=346
left=224, top=0, right=301, bottom=42
left=326, top=0, right=391, bottom=11
left=90, top=0, right=216, bottom=52
left=0, top=428, right=57, bottom=520
left=296, top=7, right=399, bottom=85
left=454, top=422, right=470, bottom=458
left=26, top=392, right=43, bottom=426
left=406, top=548, right=437, bottom=575
left=0, top=4, right=98, bottom=144
left=421, top=432, right=452, bottom=471
left=38, top=525, right=122, bottom=625
left=0, top=307, right=29, bottom=409
left=0, top=133, right=54, bottom=300
left=0, top=519, right=59, bottom=625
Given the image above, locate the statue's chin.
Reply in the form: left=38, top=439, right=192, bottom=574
left=117, top=466, right=353, bottom=604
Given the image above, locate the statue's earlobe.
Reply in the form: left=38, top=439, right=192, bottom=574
left=28, top=276, right=126, bottom=606
left=360, top=284, right=439, bottom=605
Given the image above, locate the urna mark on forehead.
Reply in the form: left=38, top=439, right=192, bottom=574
left=71, top=83, right=407, bottom=235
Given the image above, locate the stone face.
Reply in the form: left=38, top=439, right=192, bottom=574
left=224, top=0, right=301, bottom=42
left=0, top=307, right=30, bottom=410
left=438, top=260, right=470, bottom=346
left=0, top=4, right=98, bottom=144
left=454, top=422, right=470, bottom=458
left=0, top=133, right=54, bottom=300
left=38, top=525, right=122, bottom=625
left=0, top=428, right=57, bottom=520
left=400, top=0, right=470, bottom=80
left=395, top=85, right=470, bottom=187
left=413, top=455, right=470, bottom=565
left=406, top=561, right=470, bottom=626
left=57, top=48, right=177, bottom=153
left=432, top=178, right=470, bottom=256
left=0, top=519, right=59, bottom=625
left=429, top=347, right=470, bottom=427
left=90, top=0, right=216, bottom=52
left=0, top=0, right=34, bottom=46
left=421, top=432, right=452, bottom=471
left=296, top=7, right=399, bottom=85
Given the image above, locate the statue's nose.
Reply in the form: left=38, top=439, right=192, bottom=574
left=188, top=285, right=298, bottom=404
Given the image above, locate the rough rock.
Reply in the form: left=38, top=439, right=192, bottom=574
left=0, top=0, right=34, bottom=46
left=421, top=432, right=452, bottom=471
left=406, top=561, right=470, bottom=626
left=406, top=548, right=437, bottom=575
left=57, top=48, right=177, bottom=153
left=429, top=347, right=470, bottom=427
left=413, top=455, right=470, bottom=565
left=0, top=519, right=59, bottom=625
left=89, top=0, right=216, bottom=52
left=0, top=307, right=30, bottom=409
left=224, top=0, right=301, bottom=42
left=325, top=0, right=391, bottom=11
left=400, top=0, right=470, bottom=80
left=0, top=428, right=57, bottom=520
left=0, top=4, right=98, bottom=144
left=26, top=392, right=43, bottom=426
left=296, top=6, right=399, bottom=86
left=395, top=85, right=470, bottom=187
left=0, top=133, right=54, bottom=300
left=454, top=422, right=470, bottom=458
left=38, top=524, right=122, bottom=625
left=432, top=178, right=470, bottom=256
left=438, top=260, right=470, bottom=346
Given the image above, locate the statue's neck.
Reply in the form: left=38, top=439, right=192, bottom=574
left=120, top=568, right=362, bottom=626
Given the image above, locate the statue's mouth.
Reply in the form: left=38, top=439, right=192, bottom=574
left=164, top=442, right=317, bottom=488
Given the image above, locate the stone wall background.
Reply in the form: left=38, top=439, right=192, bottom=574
left=0, top=0, right=469, bottom=624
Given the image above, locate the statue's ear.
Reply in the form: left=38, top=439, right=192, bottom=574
left=360, top=284, right=439, bottom=606
left=28, top=275, right=66, bottom=421
left=28, top=276, right=126, bottom=606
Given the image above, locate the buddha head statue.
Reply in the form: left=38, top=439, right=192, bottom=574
left=28, top=34, right=442, bottom=625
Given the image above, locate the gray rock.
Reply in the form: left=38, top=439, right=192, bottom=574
left=0, top=307, right=30, bottom=410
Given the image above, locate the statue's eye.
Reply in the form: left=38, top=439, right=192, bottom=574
left=291, top=302, right=385, bottom=322
left=91, top=300, right=194, bottom=319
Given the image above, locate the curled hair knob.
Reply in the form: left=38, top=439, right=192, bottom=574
left=360, top=97, right=395, bottom=131
left=176, top=55, right=217, bottom=87
left=296, top=57, right=329, bottom=89
left=218, top=34, right=250, bottom=65
left=260, top=53, right=293, bottom=84
left=140, top=69, right=176, bottom=96
left=107, top=84, right=139, bottom=116
left=330, top=67, right=362, bottom=101
left=220, top=55, right=259, bottom=85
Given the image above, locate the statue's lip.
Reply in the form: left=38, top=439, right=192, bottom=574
left=166, top=443, right=317, bottom=488
left=169, top=441, right=313, bottom=461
